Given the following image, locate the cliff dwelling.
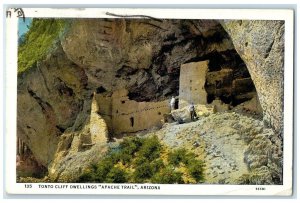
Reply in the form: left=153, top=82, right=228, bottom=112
left=179, top=58, right=258, bottom=109
left=95, top=89, right=170, bottom=136
left=16, top=18, right=283, bottom=184
left=94, top=56, right=260, bottom=137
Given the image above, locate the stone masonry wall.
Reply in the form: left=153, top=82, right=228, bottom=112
left=179, top=61, right=209, bottom=108
left=96, top=89, right=170, bottom=135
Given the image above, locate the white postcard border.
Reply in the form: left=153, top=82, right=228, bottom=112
left=5, top=8, right=294, bottom=195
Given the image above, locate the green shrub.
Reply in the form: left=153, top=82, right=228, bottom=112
left=118, top=152, right=132, bottom=165
left=77, top=170, right=97, bottom=183
left=133, top=161, right=154, bottom=182
left=94, top=158, right=114, bottom=182
left=168, top=148, right=205, bottom=183
left=137, top=136, right=161, bottom=161
left=150, top=158, right=164, bottom=174
left=168, top=148, right=188, bottom=166
left=77, top=162, right=98, bottom=182
left=107, top=151, right=121, bottom=164
left=151, top=166, right=184, bottom=184
left=18, top=19, right=68, bottom=73
left=105, top=167, right=128, bottom=183
left=78, top=135, right=205, bottom=184
left=133, top=156, right=148, bottom=167
left=132, top=158, right=164, bottom=182
left=181, top=151, right=196, bottom=165
left=109, top=151, right=131, bottom=165
left=120, top=136, right=143, bottom=155
left=90, top=163, right=98, bottom=172
left=187, top=161, right=205, bottom=183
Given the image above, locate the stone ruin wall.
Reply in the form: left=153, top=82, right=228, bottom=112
left=206, top=70, right=256, bottom=105
left=179, top=60, right=258, bottom=109
left=179, top=61, right=208, bottom=108
left=94, top=93, right=113, bottom=134
left=95, top=89, right=170, bottom=135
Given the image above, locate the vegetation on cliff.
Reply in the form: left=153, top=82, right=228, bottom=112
left=18, top=19, right=67, bottom=73
left=78, top=136, right=205, bottom=184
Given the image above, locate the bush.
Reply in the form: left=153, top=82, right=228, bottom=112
left=107, top=151, right=121, bottom=164
left=105, top=167, right=128, bottom=183
left=94, top=158, right=114, bottom=182
left=187, top=161, right=205, bottom=183
left=168, top=148, right=205, bottom=183
left=133, top=161, right=154, bottom=182
left=120, top=136, right=143, bottom=155
left=151, top=167, right=184, bottom=184
left=77, top=163, right=98, bottom=182
left=168, top=148, right=188, bottom=166
left=181, top=151, right=197, bottom=166
left=150, top=158, right=164, bottom=174
left=132, top=158, right=164, bottom=182
left=78, top=170, right=97, bottom=183
left=109, top=151, right=131, bottom=165
left=78, top=135, right=205, bottom=184
left=118, top=152, right=132, bottom=165
left=133, top=156, right=148, bottom=167
left=137, top=136, right=161, bottom=161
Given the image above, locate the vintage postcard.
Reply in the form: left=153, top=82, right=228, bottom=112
left=5, top=8, right=294, bottom=195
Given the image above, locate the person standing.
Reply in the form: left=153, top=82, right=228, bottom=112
left=170, top=96, right=176, bottom=110
left=189, top=102, right=196, bottom=121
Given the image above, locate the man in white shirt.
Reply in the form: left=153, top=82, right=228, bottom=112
left=170, top=96, right=175, bottom=110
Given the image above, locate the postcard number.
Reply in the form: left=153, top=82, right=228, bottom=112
left=24, top=184, right=32, bottom=188
left=255, top=187, right=266, bottom=191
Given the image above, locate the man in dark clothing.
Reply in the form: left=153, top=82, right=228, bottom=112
left=189, top=103, right=196, bottom=121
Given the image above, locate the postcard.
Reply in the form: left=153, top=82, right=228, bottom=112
left=5, top=8, right=294, bottom=195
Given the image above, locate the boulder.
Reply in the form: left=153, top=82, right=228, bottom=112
left=171, top=104, right=215, bottom=123
left=211, top=99, right=229, bottom=112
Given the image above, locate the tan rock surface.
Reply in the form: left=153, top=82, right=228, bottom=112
left=155, top=112, right=282, bottom=184
left=222, top=20, right=284, bottom=135
left=48, top=95, right=109, bottom=182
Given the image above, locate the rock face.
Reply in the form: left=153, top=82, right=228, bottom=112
left=48, top=95, right=108, bottom=182
left=60, top=19, right=251, bottom=102
left=157, top=112, right=282, bottom=184
left=17, top=45, right=89, bottom=167
left=171, top=104, right=215, bottom=123
left=222, top=20, right=284, bottom=135
left=17, top=153, right=47, bottom=178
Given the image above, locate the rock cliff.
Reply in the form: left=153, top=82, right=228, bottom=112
left=222, top=20, right=284, bottom=135
left=17, top=44, right=88, bottom=167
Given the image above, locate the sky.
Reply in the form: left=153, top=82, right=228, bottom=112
left=18, top=17, right=32, bottom=38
